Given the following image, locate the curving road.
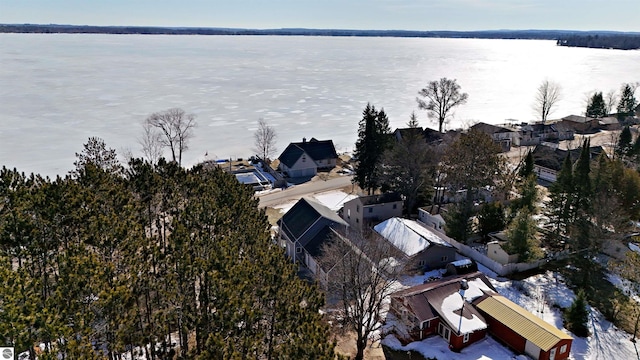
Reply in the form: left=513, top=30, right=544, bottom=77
left=257, top=175, right=354, bottom=208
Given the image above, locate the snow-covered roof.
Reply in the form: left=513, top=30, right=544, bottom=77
left=374, top=217, right=452, bottom=257
left=441, top=292, right=488, bottom=334
left=450, top=259, right=472, bottom=267
left=462, top=278, right=493, bottom=301
left=391, top=272, right=495, bottom=335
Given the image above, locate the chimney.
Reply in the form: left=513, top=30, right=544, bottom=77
left=302, top=137, right=306, bottom=143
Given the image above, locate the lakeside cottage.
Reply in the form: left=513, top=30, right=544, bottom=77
left=277, top=137, right=338, bottom=177
left=469, top=122, right=520, bottom=152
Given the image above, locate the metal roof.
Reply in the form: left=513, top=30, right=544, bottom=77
left=476, top=295, right=572, bottom=351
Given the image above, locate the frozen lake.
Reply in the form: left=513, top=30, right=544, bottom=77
left=1, top=34, right=639, bottom=177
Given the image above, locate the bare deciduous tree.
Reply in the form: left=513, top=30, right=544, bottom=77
left=139, top=121, right=164, bottom=164
left=145, top=108, right=196, bottom=166
left=605, top=89, right=618, bottom=115
left=253, top=118, right=277, bottom=162
left=319, top=231, right=403, bottom=360
left=417, top=78, right=469, bottom=133
left=533, top=80, right=561, bottom=123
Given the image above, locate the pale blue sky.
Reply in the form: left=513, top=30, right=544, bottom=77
left=1, top=0, right=638, bottom=32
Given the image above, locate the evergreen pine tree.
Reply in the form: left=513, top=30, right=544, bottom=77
left=586, top=91, right=607, bottom=118
left=546, top=153, right=574, bottom=242
left=617, top=83, right=638, bottom=118
left=477, top=202, right=506, bottom=240
left=565, top=289, right=590, bottom=337
left=354, top=103, right=391, bottom=194
left=617, top=125, right=633, bottom=157
left=505, top=209, right=541, bottom=262
left=519, top=150, right=534, bottom=178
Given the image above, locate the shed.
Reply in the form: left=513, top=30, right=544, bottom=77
left=445, top=259, right=478, bottom=276
left=474, top=294, right=573, bottom=360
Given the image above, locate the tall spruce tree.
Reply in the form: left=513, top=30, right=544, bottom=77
left=565, top=289, right=590, bottom=337
left=573, top=139, right=592, bottom=215
left=617, top=83, right=638, bottom=118
left=586, top=91, right=607, bottom=118
left=546, top=153, right=575, bottom=242
left=617, top=125, right=633, bottom=157
left=353, top=103, right=391, bottom=194
left=505, top=209, right=541, bottom=262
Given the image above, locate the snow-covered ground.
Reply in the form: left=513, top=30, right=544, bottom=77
left=382, top=269, right=640, bottom=360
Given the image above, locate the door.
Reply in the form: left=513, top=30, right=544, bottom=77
left=438, top=323, right=451, bottom=341
left=550, top=347, right=556, bottom=360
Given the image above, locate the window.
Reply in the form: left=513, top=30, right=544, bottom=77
left=356, top=205, right=360, bottom=212
left=418, top=260, right=426, bottom=267
left=296, top=247, right=302, bottom=253
left=463, top=333, right=469, bottom=343
left=393, top=204, right=397, bottom=209
left=347, top=209, right=351, bottom=219
left=560, top=344, right=567, bottom=354
left=368, top=207, right=373, bottom=213
left=356, top=218, right=359, bottom=223
left=420, top=320, right=430, bottom=329
left=441, top=256, right=448, bottom=262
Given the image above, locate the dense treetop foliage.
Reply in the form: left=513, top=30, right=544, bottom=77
left=0, top=138, right=335, bottom=359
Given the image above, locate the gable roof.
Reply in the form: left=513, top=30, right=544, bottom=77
left=532, top=144, right=605, bottom=171
left=392, top=272, right=496, bottom=335
left=562, top=115, right=595, bottom=124
left=470, top=122, right=515, bottom=135
left=278, top=197, right=346, bottom=246
left=475, top=294, right=572, bottom=351
left=394, top=127, right=425, bottom=140
left=278, top=143, right=307, bottom=168
left=374, top=217, right=452, bottom=257
left=278, top=138, right=338, bottom=168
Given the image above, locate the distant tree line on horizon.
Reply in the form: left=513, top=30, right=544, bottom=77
left=2, top=24, right=639, bottom=42
left=557, top=34, right=640, bottom=50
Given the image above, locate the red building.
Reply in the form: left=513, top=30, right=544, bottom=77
left=390, top=272, right=573, bottom=359
left=389, top=272, right=494, bottom=352
left=474, top=294, right=573, bottom=360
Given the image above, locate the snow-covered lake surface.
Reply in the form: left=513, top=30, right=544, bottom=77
left=2, top=34, right=640, bottom=177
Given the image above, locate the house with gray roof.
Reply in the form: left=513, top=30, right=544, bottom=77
left=518, top=122, right=575, bottom=146
left=277, top=137, right=338, bottom=177
left=373, top=217, right=456, bottom=272
left=470, top=122, right=520, bottom=151
left=277, top=197, right=347, bottom=276
left=531, top=143, right=605, bottom=184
